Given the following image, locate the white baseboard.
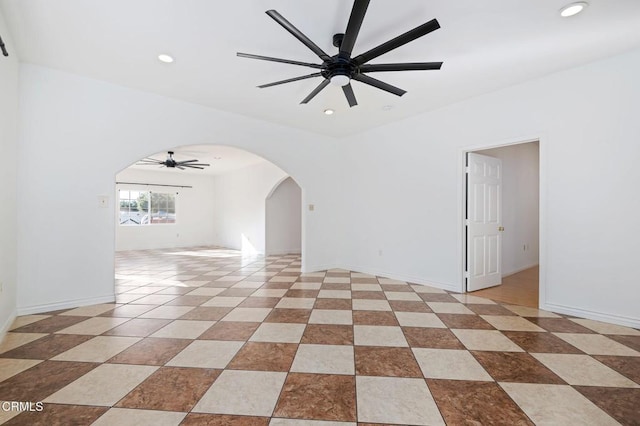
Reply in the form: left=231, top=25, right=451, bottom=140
left=0, top=309, right=17, bottom=343
left=17, top=294, right=116, bottom=316
left=339, top=264, right=460, bottom=292
left=541, top=302, right=640, bottom=329
left=502, top=263, right=539, bottom=278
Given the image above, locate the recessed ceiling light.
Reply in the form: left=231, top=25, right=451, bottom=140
left=560, top=2, right=588, bottom=17
left=158, top=54, right=174, bottom=63
left=324, top=109, right=335, bottom=115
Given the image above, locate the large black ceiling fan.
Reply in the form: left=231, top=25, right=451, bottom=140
left=137, top=151, right=210, bottom=170
left=237, top=0, right=442, bottom=107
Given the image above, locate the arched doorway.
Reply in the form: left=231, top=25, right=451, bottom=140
left=265, top=177, right=302, bottom=256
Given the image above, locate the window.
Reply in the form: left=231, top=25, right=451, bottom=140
left=119, top=190, right=176, bottom=225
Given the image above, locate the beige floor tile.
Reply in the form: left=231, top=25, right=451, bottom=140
left=216, top=275, right=245, bottom=282
left=318, top=290, right=351, bottom=299
left=193, top=370, right=287, bottom=416
left=44, top=364, right=157, bottom=406
left=504, top=305, right=560, bottom=318
left=63, top=303, right=119, bottom=316
left=270, top=420, right=356, bottom=426
left=107, top=304, right=158, bottom=317
left=352, top=299, right=392, bottom=311
left=377, top=279, right=407, bottom=285
left=139, top=306, right=195, bottom=319
left=252, top=289, right=288, bottom=298
left=124, top=286, right=167, bottom=295
left=569, top=318, right=640, bottom=335
left=411, top=284, right=447, bottom=293
left=412, top=348, right=493, bottom=381
left=130, top=295, right=179, bottom=305
left=450, top=294, right=496, bottom=304
left=481, top=315, right=545, bottom=332
left=554, top=333, right=639, bottom=356
left=276, top=298, right=316, bottom=309
left=451, top=329, right=524, bottom=352
left=395, top=312, right=446, bottom=328
left=249, top=323, right=306, bottom=343
left=0, top=332, right=47, bottom=353
left=150, top=320, right=215, bottom=339
left=384, top=292, right=422, bottom=301
left=531, top=353, right=639, bottom=387
left=0, top=409, right=20, bottom=424
left=233, top=280, right=265, bottom=289
left=0, top=359, right=42, bottom=382
left=186, top=287, right=225, bottom=297
left=202, top=296, right=246, bottom=307
left=500, top=383, right=619, bottom=426
left=56, top=317, right=130, bottom=335
left=351, top=284, right=382, bottom=291
left=166, top=340, right=244, bottom=368
left=309, top=310, right=353, bottom=325
left=269, top=276, right=298, bottom=283
left=290, top=344, right=355, bottom=375
left=9, top=315, right=51, bottom=330
left=221, top=308, right=272, bottom=322
left=323, top=277, right=351, bottom=284
left=92, top=408, right=186, bottom=426
left=52, top=336, right=141, bottom=362
left=356, top=376, right=444, bottom=425
left=427, top=302, right=474, bottom=314
left=354, top=325, right=408, bottom=347
left=290, top=282, right=322, bottom=290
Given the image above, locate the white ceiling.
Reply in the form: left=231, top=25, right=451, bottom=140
left=2, top=0, right=640, bottom=137
left=129, top=145, right=267, bottom=176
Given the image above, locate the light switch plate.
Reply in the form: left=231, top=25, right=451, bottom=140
left=98, top=195, right=109, bottom=208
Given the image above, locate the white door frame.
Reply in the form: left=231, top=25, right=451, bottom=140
left=458, top=135, right=547, bottom=309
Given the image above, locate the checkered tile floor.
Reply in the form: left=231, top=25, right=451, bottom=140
left=1, top=247, right=638, bottom=425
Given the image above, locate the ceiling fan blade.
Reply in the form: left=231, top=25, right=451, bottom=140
left=176, top=159, right=200, bottom=164
left=339, top=0, right=370, bottom=58
left=182, top=163, right=210, bottom=167
left=258, top=72, right=322, bottom=88
left=360, top=62, right=443, bottom=72
left=342, top=83, right=358, bottom=107
left=136, top=163, right=162, bottom=166
left=266, top=10, right=332, bottom=61
left=177, top=166, right=185, bottom=170
left=353, top=74, right=406, bottom=96
left=138, top=158, right=162, bottom=162
left=354, top=19, right=440, bottom=65
left=300, top=79, right=330, bottom=104
left=183, top=165, right=205, bottom=169
left=237, top=53, right=323, bottom=69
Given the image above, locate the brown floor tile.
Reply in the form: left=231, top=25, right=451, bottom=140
left=353, top=311, right=398, bottom=326
left=608, top=335, right=640, bottom=352
left=402, top=327, right=465, bottom=349
left=0, top=360, right=98, bottom=401
left=593, top=356, right=640, bottom=383
left=574, top=387, right=640, bottom=426
left=107, top=337, right=190, bottom=365
left=0, top=334, right=93, bottom=360
left=3, top=403, right=108, bottom=426
left=260, top=282, right=293, bottom=289
left=227, top=342, right=298, bottom=371
left=418, top=293, right=459, bottom=303
left=102, top=318, right=171, bottom=337
left=472, top=351, right=566, bottom=384
left=11, top=315, right=90, bottom=333
left=320, top=283, right=351, bottom=290
left=274, top=373, right=356, bottom=421
left=525, top=317, right=595, bottom=333
left=437, top=313, right=495, bottom=329
left=199, top=322, right=260, bottom=341
left=389, top=300, right=432, bottom=312
left=238, top=297, right=281, bottom=308
left=181, top=414, right=270, bottom=425
left=38, top=308, right=73, bottom=316
left=355, top=346, right=422, bottom=377
left=179, top=307, right=233, bottom=321
left=165, top=295, right=214, bottom=306
left=277, top=271, right=300, bottom=277
left=117, top=366, right=220, bottom=411
left=427, top=379, right=534, bottom=425
left=264, top=309, right=311, bottom=323
left=350, top=278, right=378, bottom=284
left=285, top=289, right=320, bottom=298
left=325, top=272, right=351, bottom=278
left=219, top=288, right=256, bottom=297
left=466, top=304, right=517, bottom=315
left=203, top=281, right=236, bottom=288
left=298, top=276, right=324, bottom=283
left=301, top=324, right=353, bottom=345
left=502, top=331, right=583, bottom=353
left=314, top=299, right=352, bottom=310
left=352, top=291, right=386, bottom=300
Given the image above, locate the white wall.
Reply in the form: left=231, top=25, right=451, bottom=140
left=338, top=48, right=640, bottom=327
left=476, top=143, right=539, bottom=276
left=115, top=169, right=216, bottom=251
left=266, top=177, right=302, bottom=255
left=213, top=162, right=287, bottom=254
left=16, top=64, right=343, bottom=314
left=0, top=11, right=18, bottom=336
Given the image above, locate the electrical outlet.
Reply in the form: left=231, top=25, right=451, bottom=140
left=98, top=195, right=109, bottom=208
left=308, top=204, right=315, bottom=211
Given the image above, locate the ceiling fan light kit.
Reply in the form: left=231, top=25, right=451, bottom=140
left=136, top=151, right=210, bottom=170
left=237, top=0, right=443, bottom=108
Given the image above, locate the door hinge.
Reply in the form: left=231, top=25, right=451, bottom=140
left=464, top=271, right=470, bottom=279
left=465, top=166, right=470, bottom=174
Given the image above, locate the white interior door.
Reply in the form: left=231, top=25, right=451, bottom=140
left=466, top=152, right=503, bottom=291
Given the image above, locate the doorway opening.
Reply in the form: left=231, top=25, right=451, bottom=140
left=265, top=177, right=302, bottom=256
left=464, top=141, right=540, bottom=308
